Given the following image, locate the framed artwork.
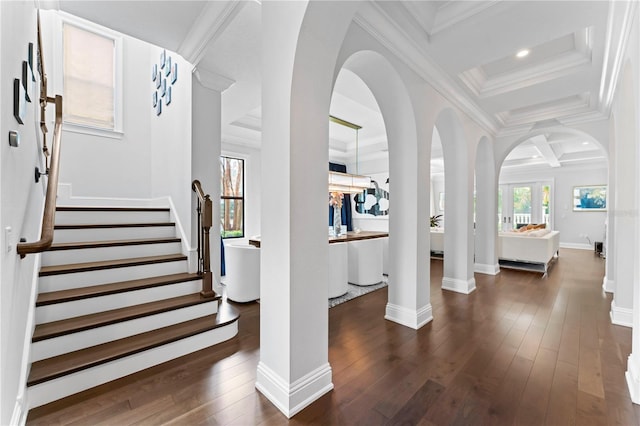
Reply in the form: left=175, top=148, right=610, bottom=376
left=152, top=63, right=157, bottom=81
left=160, top=49, right=166, bottom=68
left=573, top=185, right=606, bottom=211
left=155, top=98, right=162, bottom=116
left=160, top=78, right=166, bottom=97
left=152, top=91, right=157, bottom=107
left=155, top=71, right=161, bottom=88
left=166, top=86, right=172, bottom=105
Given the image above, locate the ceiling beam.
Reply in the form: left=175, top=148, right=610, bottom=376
left=531, top=135, right=561, bottom=168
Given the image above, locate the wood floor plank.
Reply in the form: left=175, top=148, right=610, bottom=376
left=26, top=249, right=637, bottom=426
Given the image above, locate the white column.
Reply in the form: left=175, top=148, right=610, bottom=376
left=474, top=138, right=500, bottom=275
left=191, top=69, right=233, bottom=292
left=256, top=1, right=358, bottom=417
left=440, top=113, right=476, bottom=294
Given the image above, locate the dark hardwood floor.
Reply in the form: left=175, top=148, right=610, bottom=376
left=27, top=249, right=640, bottom=425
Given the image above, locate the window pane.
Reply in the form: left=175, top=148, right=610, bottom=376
left=220, top=156, right=244, bottom=238
left=63, top=23, right=115, bottom=129
left=220, top=157, right=244, bottom=197
left=220, top=199, right=244, bottom=238
left=512, top=186, right=531, bottom=229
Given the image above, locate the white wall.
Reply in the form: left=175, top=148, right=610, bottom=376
left=41, top=11, right=193, bottom=240
left=1, top=2, right=44, bottom=423
left=500, top=164, right=608, bottom=248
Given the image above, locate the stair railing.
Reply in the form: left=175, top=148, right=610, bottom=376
left=192, top=180, right=215, bottom=298
left=17, top=10, right=63, bottom=258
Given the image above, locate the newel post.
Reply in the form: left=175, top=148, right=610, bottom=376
left=200, top=195, right=215, bottom=298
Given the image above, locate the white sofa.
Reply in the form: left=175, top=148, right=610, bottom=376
left=430, top=228, right=444, bottom=254
left=498, top=230, right=560, bottom=273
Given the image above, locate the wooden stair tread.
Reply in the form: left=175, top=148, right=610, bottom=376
left=54, top=223, right=175, bottom=230
left=27, top=304, right=240, bottom=386
left=39, top=254, right=187, bottom=277
left=56, top=206, right=170, bottom=212
left=47, top=237, right=181, bottom=251
left=33, top=293, right=220, bottom=342
left=36, top=273, right=201, bottom=306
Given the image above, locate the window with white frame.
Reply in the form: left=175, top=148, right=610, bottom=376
left=62, top=21, right=119, bottom=131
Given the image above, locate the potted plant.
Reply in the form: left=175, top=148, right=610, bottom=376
left=430, top=214, right=442, bottom=228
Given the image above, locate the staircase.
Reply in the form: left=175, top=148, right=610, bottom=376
left=27, top=206, right=239, bottom=409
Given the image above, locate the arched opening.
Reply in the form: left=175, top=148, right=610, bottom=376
left=429, top=127, right=444, bottom=259
left=495, top=126, right=608, bottom=275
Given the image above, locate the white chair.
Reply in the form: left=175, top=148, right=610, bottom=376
left=224, top=244, right=260, bottom=303
left=328, top=242, right=348, bottom=298
left=347, top=239, right=384, bottom=286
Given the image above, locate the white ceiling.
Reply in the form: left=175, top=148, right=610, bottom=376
left=54, top=0, right=623, bottom=173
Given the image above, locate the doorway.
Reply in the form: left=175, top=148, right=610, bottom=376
left=498, top=181, right=552, bottom=231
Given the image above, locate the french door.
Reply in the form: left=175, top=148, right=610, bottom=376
left=498, top=181, right=552, bottom=231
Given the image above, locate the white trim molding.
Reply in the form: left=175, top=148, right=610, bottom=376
left=610, top=300, right=633, bottom=328
left=442, top=277, right=476, bottom=294
left=626, top=353, right=640, bottom=404
left=178, top=0, right=246, bottom=66
left=559, top=242, right=592, bottom=250
left=474, top=263, right=500, bottom=275
left=385, top=303, right=433, bottom=330
left=602, top=276, right=615, bottom=293
left=193, top=67, right=235, bottom=92
left=255, top=362, right=333, bottom=418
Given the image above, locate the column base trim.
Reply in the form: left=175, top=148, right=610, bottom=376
left=442, top=277, right=476, bottom=294
left=255, top=361, right=333, bottom=418
left=602, top=276, right=615, bottom=293
left=385, top=303, right=433, bottom=330
left=474, top=263, right=500, bottom=275
left=626, top=354, right=640, bottom=404
left=610, top=300, right=633, bottom=328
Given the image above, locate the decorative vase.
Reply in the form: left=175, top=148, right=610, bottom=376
left=333, top=205, right=342, bottom=236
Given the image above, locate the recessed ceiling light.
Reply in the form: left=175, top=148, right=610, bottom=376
left=516, top=49, right=530, bottom=58
left=582, top=141, right=589, bottom=145
left=532, top=155, right=540, bottom=159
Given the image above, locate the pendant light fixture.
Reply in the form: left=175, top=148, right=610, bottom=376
left=328, top=115, right=372, bottom=194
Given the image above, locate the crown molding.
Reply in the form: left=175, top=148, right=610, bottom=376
left=178, top=0, right=246, bottom=66
left=497, top=93, right=592, bottom=127
left=193, top=67, right=235, bottom=92
left=598, top=0, right=637, bottom=116
left=354, top=2, right=499, bottom=136
left=431, top=1, right=500, bottom=36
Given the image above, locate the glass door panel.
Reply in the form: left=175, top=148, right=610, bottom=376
left=512, top=186, right=532, bottom=230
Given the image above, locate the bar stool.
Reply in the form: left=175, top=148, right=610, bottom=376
left=328, top=242, right=348, bottom=298
left=225, top=244, right=260, bottom=302
left=347, top=239, right=383, bottom=286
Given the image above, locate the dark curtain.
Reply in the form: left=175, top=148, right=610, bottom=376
left=221, top=239, right=226, bottom=276
left=329, top=162, right=353, bottom=231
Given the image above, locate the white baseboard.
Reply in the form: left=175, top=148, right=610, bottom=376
left=442, top=277, right=476, bottom=294
left=255, top=361, right=333, bottom=418
left=602, top=277, right=615, bottom=293
left=559, top=242, right=592, bottom=250
left=385, top=303, right=433, bottom=329
left=610, top=300, right=633, bottom=328
left=627, top=354, right=640, bottom=404
left=474, top=263, right=500, bottom=275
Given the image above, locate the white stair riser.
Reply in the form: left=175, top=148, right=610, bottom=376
left=39, top=260, right=188, bottom=293
left=42, top=242, right=183, bottom=266
left=36, top=279, right=202, bottom=324
left=32, top=300, right=218, bottom=361
left=28, top=322, right=239, bottom=409
left=53, top=226, right=176, bottom=243
left=55, top=210, right=170, bottom=225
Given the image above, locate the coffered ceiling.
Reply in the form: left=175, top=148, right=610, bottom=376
left=53, top=0, right=634, bottom=173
